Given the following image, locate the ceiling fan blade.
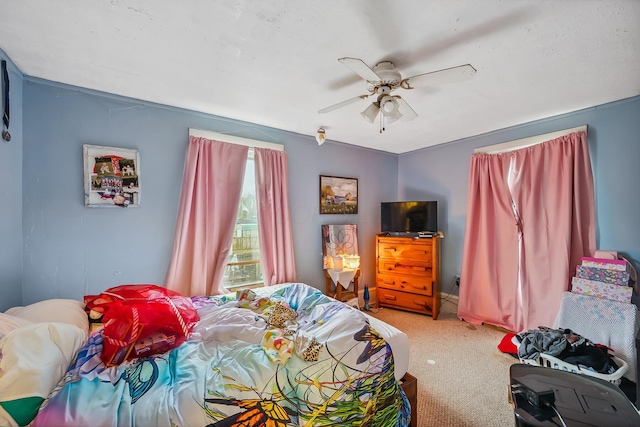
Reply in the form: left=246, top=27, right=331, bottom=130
left=395, top=97, right=418, bottom=121
left=318, top=94, right=370, bottom=114
left=402, top=64, right=476, bottom=89
left=338, top=57, right=381, bottom=82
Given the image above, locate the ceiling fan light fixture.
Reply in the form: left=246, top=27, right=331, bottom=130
left=320, top=57, right=475, bottom=134
left=361, top=103, right=380, bottom=123
left=316, top=127, right=326, bottom=145
left=385, top=109, right=403, bottom=125
left=379, top=97, right=403, bottom=125
left=382, top=98, right=397, bottom=114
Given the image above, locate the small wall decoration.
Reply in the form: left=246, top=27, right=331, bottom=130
left=320, top=175, right=358, bottom=214
left=83, top=144, right=140, bottom=207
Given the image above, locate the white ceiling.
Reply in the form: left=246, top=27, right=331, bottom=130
left=1, top=1, right=639, bottom=154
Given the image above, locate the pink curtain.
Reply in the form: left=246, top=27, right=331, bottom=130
left=457, top=152, right=520, bottom=330
left=254, top=147, right=297, bottom=285
left=164, top=136, right=248, bottom=296
left=458, top=131, right=595, bottom=332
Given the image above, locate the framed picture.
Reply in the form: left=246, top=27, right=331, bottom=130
left=320, top=175, right=358, bottom=214
left=83, top=144, right=140, bottom=207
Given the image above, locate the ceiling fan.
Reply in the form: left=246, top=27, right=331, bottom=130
left=318, top=57, right=476, bottom=132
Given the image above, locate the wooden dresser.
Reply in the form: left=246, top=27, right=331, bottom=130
left=376, top=234, right=441, bottom=319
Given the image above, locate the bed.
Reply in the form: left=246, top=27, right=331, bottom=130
left=0, top=282, right=412, bottom=426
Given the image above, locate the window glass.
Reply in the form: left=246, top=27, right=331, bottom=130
left=222, top=156, right=262, bottom=289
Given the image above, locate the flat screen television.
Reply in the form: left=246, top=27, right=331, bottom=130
left=381, top=201, right=438, bottom=234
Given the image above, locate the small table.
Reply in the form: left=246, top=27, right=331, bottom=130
left=325, top=268, right=360, bottom=302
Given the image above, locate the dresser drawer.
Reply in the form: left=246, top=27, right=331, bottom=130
left=378, top=289, right=437, bottom=316
left=377, top=274, right=433, bottom=296
left=377, top=239, right=432, bottom=261
left=375, top=235, right=440, bottom=319
left=378, top=258, right=432, bottom=276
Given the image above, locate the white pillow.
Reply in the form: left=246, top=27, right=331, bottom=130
left=5, top=299, right=89, bottom=335
left=0, top=322, right=87, bottom=425
left=0, top=313, right=34, bottom=338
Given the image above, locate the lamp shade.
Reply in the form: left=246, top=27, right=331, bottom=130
left=382, top=98, right=397, bottom=114
left=385, top=108, right=403, bottom=124
left=361, top=103, right=380, bottom=123
left=381, top=97, right=403, bottom=124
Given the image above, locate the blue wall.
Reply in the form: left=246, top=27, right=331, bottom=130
left=19, top=78, right=397, bottom=306
left=3, top=48, right=638, bottom=310
left=0, top=51, right=23, bottom=310
left=399, top=96, right=640, bottom=296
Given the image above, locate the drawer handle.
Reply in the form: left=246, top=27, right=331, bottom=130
left=384, top=294, right=397, bottom=301
left=390, top=263, right=427, bottom=270
left=382, top=280, right=394, bottom=285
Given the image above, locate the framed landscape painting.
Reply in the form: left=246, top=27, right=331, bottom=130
left=319, top=175, right=358, bottom=214
left=83, top=144, right=140, bottom=207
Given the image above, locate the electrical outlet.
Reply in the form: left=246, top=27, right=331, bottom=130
left=455, top=275, right=461, bottom=287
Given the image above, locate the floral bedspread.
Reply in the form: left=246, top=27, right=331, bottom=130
left=33, top=283, right=410, bottom=426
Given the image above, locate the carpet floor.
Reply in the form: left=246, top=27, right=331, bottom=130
left=370, top=306, right=518, bottom=427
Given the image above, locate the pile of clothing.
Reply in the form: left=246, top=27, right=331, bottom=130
left=515, top=326, right=619, bottom=375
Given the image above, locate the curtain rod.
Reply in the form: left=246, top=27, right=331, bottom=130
left=475, top=125, right=587, bottom=154
left=188, top=128, right=284, bottom=151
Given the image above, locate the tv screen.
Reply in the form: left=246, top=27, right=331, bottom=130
left=381, top=201, right=438, bottom=234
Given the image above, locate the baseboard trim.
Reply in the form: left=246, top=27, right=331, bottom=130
left=440, top=292, right=459, bottom=314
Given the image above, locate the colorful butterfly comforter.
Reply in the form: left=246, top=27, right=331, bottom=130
left=33, top=283, right=410, bottom=426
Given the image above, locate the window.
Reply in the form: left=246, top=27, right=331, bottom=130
left=186, top=128, right=284, bottom=291
left=222, top=153, right=263, bottom=289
